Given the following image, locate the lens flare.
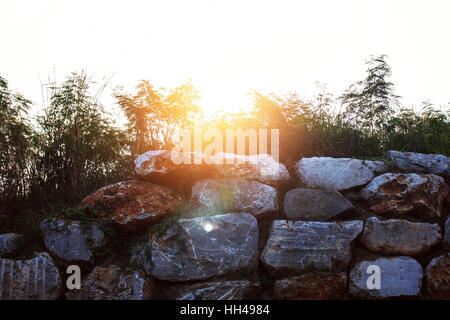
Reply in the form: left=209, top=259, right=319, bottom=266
left=203, top=222, right=214, bottom=233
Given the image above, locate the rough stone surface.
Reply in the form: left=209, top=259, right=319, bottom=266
left=0, top=233, right=23, bottom=257
left=65, top=265, right=152, bottom=300
left=342, top=190, right=363, bottom=203
left=164, top=280, right=262, bottom=300
left=135, top=150, right=178, bottom=178
left=444, top=216, right=450, bottom=250
left=134, top=213, right=259, bottom=281
left=41, top=219, right=105, bottom=262
left=134, top=150, right=212, bottom=185
left=386, top=150, right=449, bottom=179
left=81, top=180, right=182, bottom=231
left=296, top=157, right=387, bottom=191
left=360, top=173, right=448, bottom=219
left=190, top=179, right=278, bottom=218
left=283, top=188, right=355, bottom=221
left=425, top=253, right=450, bottom=299
left=349, top=256, right=423, bottom=299
left=135, top=150, right=290, bottom=188
left=0, top=253, right=62, bottom=300
left=261, top=220, right=363, bottom=275
left=360, top=217, right=442, bottom=256
left=273, top=272, right=347, bottom=300
left=211, top=153, right=290, bottom=187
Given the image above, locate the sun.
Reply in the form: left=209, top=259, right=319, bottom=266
left=198, top=84, right=254, bottom=118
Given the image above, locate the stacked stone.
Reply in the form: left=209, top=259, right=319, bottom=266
left=354, top=151, right=449, bottom=299
left=263, top=157, right=383, bottom=299
left=284, top=152, right=449, bottom=299
left=31, top=151, right=289, bottom=300
left=0, top=149, right=448, bottom=300
left=128, top=151, right=290, bottom=299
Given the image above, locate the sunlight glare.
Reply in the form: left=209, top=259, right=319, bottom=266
left=202, top=222, right=214, bottom=233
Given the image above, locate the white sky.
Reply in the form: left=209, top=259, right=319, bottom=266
left=1, top=0, right=450, bottom=118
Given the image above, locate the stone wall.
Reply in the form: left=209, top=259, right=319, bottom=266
left=1, top=150, right=449, bottom=300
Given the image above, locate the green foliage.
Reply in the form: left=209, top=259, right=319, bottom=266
left=0, top=72, right=133, bottom=236
left=148, top=214, right=182, bottom=239
left=307, top=118, right=382, bottom=158
left=114, top=80, right=200, bottom=157
left=35, top=72, right=132, bottom=206
left=340, top=54, right=400, bottom=134
left=45, top=205, right=104, bottom=224
left=384, top=104, right=450, bottom=155
left=0, top=75, right=34, bottom=214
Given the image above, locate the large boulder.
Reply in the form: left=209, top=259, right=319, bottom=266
left=81, top=180, right=182, bottom=231
left=135, top=151, right=290, bottom=188
left=444, top=217, right=450, bottom=250
left=296, top=157, right=387, bottom=191
left=0, top=233, right=23, bottom=257
left=360, top=217, right=442, bottom=256
left=425, top=253, right=450, bottom=299
left=349, top=256, right=423, bottom=299
left=0, top=253, right=62, bottom=300
left=163, top=280, right=262, bottom=300
left=190, top=179, right=278, bottom=218
left=283, top=188, right=354, bottom=221
left=133, top=213, right=258, bottom=281
left=386, top=150, right=449, bottom=179
left=134, top=150, right=212, bottom=185
left=40, top=219, right=105, bottom=262
left=273, top=272, right=347, bottom=300
left=360, top=173, right=448, bottom=219
left=261, top=220, right=363, bottom=275
left=211, top=153, right=290, bottom=187
left=65, top=265, right=152, bottom=300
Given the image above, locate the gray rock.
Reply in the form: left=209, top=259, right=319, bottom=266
left=135, top=150, right=177, bottom=178
left=273, top=272, right=348, bottom=300
left=296, top=157, right=387, bottom=191
left=65, top=265, right=152, bottom=300
left=444, top=217, right=450, bottom=250
left=190, top=179, right=278, bottom=218
left=361, top=217, right=442, bottom=256
left=164, top=280, right=262, bottom=300
left=211, top=153, right=290, bottom=187
left=134, top=150, right=213, bottom=186
left=41, top=220, right=105, bottom=262
left=425, top=253, right=450, bottom=299
left=0, top=233, right=23, bottom=257
left=135, top=150, right=290, bottom=188
left=80, top=180, right=183, bottom=232
left=386, top=150, right=449, bottom=179
left=0, top=253, right=62, bottom=300
left=134, top=213, right=259, bottom=281
left=261, top=220, right=363, bottom=275
left=361, top=173, right=449, bottom=219
left=342, top=189, right=363, bottom=203
left=283, top=188, right=355, bottom=221
left=349, top=256, right=423, bottom=299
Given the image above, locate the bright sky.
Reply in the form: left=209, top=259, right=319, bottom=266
left=1, top=0, right=450, bottom=119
